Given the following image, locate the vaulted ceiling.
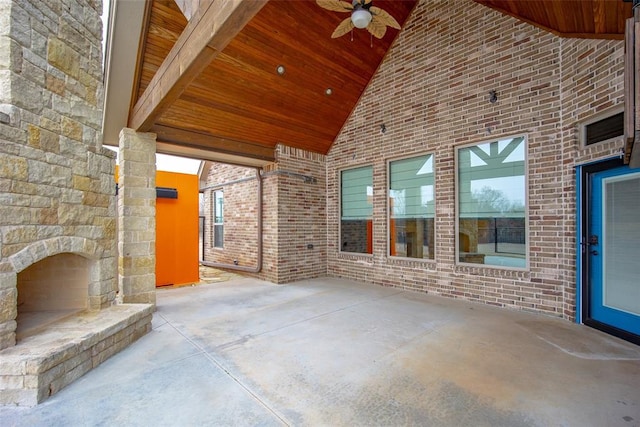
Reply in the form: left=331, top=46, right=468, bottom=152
left=476, top=0, right=632, bottom=39
left=103, top=0, right=633, bottom=167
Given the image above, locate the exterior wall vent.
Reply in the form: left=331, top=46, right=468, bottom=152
left=157, top=187, right=178, bottom=199
left=580, top=108, right=624, bottom=147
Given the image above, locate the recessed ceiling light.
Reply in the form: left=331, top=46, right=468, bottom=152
left=276, top=65, right=285, bottom=75
left=325, top=88, right=333, bottom=96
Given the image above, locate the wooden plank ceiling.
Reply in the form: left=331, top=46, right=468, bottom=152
left=474, top=0, right=633, bottom=39
left=128, top=0, right=632, bottom=165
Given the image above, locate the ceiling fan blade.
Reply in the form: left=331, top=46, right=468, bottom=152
left=316, top=0, right=353, bottom=13
left=332, top=17, right=355, bottom=38
left=367, top=18, right=387, bottom=39
left=362, top=0, right=373, bottom=5
left=370, top=6, right=401, bottom=29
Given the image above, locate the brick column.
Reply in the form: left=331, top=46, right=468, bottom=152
left=118, top=128, right=156, bottom=305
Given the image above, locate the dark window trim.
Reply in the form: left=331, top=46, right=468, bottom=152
left=212, top=189, right=224, bottom=249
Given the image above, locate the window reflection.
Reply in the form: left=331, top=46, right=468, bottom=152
left=458, top=137, right=527, bottom=268
left=389, top=154, right=435, bottom=259
left=341, top=166, right=373, bottom=254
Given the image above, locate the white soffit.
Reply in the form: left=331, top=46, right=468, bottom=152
left=101, top=0, right=146, bottom=146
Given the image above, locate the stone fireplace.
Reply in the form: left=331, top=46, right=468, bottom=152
left=16, top=253, right=90, bottom=340
left=0, top=0, right=154, bottom=406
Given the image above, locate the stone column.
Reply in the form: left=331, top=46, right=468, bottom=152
left=118, top=128, right=156, bottom=305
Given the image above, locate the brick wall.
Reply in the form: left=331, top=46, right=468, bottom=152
left=203, top=164, right=259, bottom=268
left=557, top=37, right=626, bottom=318
left=203, top=145, right=326, bottom=283
left=326, top=0, right=625, bottom=320
left=271, top=145, right=327, bottom=283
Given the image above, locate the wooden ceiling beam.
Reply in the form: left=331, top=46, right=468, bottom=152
left=156, top=141, right=272, bottom=168
left=151, top=124, right=276, bottom=162
left=129, top=0, right=267, bottom=132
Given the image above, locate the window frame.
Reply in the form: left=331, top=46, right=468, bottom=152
left=386, top=152, right=437, bottom=262
left=578, top=105, right=624, bottom=148
left=339, top=164, right=374, bottom=256
left=212, top=189, right=224, bottom=249
left=454, top=134, right=529, bottom=270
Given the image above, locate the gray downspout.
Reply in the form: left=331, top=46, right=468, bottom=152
left=201, top=167, right=263, bottom=273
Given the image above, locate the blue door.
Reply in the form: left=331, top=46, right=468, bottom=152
left=588, top=165, right=640, bottom=338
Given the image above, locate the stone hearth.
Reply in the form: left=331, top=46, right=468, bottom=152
left=0, top=304, right=152, bottom=406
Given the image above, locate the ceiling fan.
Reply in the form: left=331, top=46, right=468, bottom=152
left=316, top=0, right=401, bottom=39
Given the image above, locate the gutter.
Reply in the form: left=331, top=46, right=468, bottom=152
left=201, top=167, right=263, bottom=273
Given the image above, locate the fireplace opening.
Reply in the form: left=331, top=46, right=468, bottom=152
left=16, top=253, right=89, bottom=341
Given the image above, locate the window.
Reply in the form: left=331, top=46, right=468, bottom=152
left=579, top=107, right=624, bottom=147
left=213, top=190, right=223, bottom=248
left=341, top=166, right=373, bottom=254
left=457, top=136, right=527, bottom=268
left=389, top=154, right=435, bottom=259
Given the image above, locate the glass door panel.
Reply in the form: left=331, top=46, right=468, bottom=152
left=588, top=166, right=640, bottom=337
left=602, top=174, right=640, bottom=316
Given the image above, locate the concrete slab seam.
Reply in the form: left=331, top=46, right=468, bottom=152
left=161, top=315, right=291, bottom=426
left=248, top=289, right=409, bottom=339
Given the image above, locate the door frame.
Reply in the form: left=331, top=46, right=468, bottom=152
left=577, top=157, right=640, bottom=345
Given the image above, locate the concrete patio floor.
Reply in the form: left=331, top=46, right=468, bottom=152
left=1, top=276, right=639, bottom=426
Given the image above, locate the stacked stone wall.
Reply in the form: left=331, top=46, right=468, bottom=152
left=0, top=0, right=115, bottom=347
left=327, top=0, right=625, bottom=320
left=0, top=0, right=155, bottom=406
left=117, top=129, right=156, bottom=305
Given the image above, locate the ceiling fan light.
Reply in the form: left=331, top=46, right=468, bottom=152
left=351, top=9, right=372, bottom=29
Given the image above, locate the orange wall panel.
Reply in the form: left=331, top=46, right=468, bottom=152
left=118, top=166, right=199, bottom=287
left=155, top=171, right=199, bottom=287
